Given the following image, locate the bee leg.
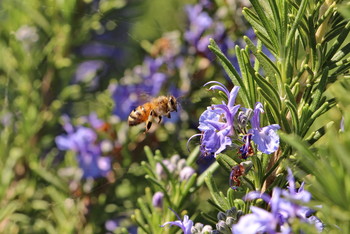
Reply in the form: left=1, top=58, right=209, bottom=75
left=167, top=112, right=171, bottom=118
left=145, top=120, right=152, bottom=132
left=145, top=111, right=154, bottom=132
left=157, top=115, right=162, bottom=123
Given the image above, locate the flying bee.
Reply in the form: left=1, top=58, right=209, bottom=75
left=128, top=95, right=178, bottom=132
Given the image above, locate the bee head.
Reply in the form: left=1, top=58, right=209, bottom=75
left=168, top=96, right=177, bottom=112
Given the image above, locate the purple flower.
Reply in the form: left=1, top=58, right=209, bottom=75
left=200, top=129, right=232, bottom=157
left=161, top=209, right=193, bottom=234
left=156, top=155, right=196, bottom=181
left=55, top=116, right=111, bottom=178
left=105, top=220, right=118, bottom=232
left=184, top=4, right=212, bottom=46
left=73, top=60, right=106, bottom=89
left=179, top=166, right=196, bottom=181
left=204, top=82, right=239, bottom=139
left=205, top=81, right=241, bottom=130
left=188, top=81, right=241, bottom=158
left=234, top=169, right=323, bottom=233
left=249, top=102, right=280, bottom=154
left=238, top=134, right=254, bottom=159
left=232, top=206, right=279, bottom=234
left=80, top=112, right=105, bottom=129
left=184, top=2, right=234, bottom=58
left=152, top=192, right=164, bottom=208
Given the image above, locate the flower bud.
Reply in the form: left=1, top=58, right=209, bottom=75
left=152, top=191, right=164, bottom=208
left=217, top=211, right=227, bottom=221
left=179, top=166, right=195, bottom=181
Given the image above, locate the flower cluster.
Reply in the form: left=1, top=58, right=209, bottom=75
left=161, top=209, right=212, bottom=234
left=189, top=81, right=280, bottom=160
left=156, top=154, right=196, bottom=182
left=214, top=207, right=244, bottom=233
left=233, top=169, right=324, bottom=233
left=184, top=0, right=234, bottom=58
left=55, top=114, right=117, bottom=179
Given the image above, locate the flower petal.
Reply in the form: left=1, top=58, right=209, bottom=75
left=203, top=81, right=230, bottom=97
left=250, top=124, right=280, bottom=154
left=227, top=86, right=240, bottom=107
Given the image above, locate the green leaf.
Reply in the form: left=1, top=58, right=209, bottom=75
left=301, top=98, right=336, bottom=137
left=242, top=8, right=269, bottom=39
left=208, top=39, right=250, bottom=107
left=306, top=15, right=318, bottom=70
left=141, top=161, right=157, bottom=179
left=253, top=72, right=282, bottom=110
left=309, top=67, right=329, bottom=113
left=284, top=84, right=297, bottom=107
left=252, top=29, right=277, bottom=55
left=216, top=153, right=236, bottom=173
left=0, top=201, right=20, bottom=221
left=197, top=161, right=220, bottom=187
left=285, top=0, right=308, bottom=48
left=330, top=43, right=350, bottom=65
left=244, top=36, right=280, bottom=83
left=137, top=197, right=152, bottom=229
left=30, top=162, right=67, bottom=193
left=257, top=87, right=280, bottom=123
left=181, top=173, right=197, bottom=197
left=132, top=210, right=150, bottom=234
left=285, top=99, right=300, bottom=134
left=144, top=146, right=156, bottom=169
left=235, top=46, right=255, bottom=108
left=249, top=0, right=278, bottom=48
left=186, top=146, right=200, bottom=166
left=200, top=210, right=218, bottom=224
left=205, top=172, right=230, bottom=211
left=305, top=121, right=334, bottom=145
left=279, top=133, right=315, bottom=160
left=324, top=19, right=350, bottom=63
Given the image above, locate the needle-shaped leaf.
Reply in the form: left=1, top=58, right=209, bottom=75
left=244, top=36, right=280, bottom=82
left=285, top=99, right=300, bottom=134
left=254, top=72, right=282, bottom=110
left=249, top=0, right=278, bottom=49
left=208, top=39, right=250, bottom=107
left=285, top=0, right=308, bottom=48
left=205, top=172, right=231, bottom=211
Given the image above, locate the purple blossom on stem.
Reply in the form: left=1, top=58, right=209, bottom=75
left=184, top=4, right=212, bottom=48
left=188, top=81, right=240, bottom=158
left=152, top=192, right=164, bottom=208
left=55, top=115, right=111, bottom=179
left=73, top=60, right=106, bottom=89
left=204, top=81, right=241, bottom=135
left=233, top=169, right=323, bottom=233
left=232, top=206, right=279, bottom=234
left=189, top=81, right=281, bottom=161
left=249, top=102, right=280, bottom=154
left=179, top=166, right=196, bottom=181
left=184, top=2, right=234, bottom=58
left=161, top=209, right=194, bottom=234
left=200, top=129, right=232, bottom=157
left=238, top=134, right=254, bottom=159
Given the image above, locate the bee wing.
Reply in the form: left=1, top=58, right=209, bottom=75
left=139, top=93, right=153, bottom=103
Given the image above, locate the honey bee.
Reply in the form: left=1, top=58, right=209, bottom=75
left=128, top=95, right=178, bottom=132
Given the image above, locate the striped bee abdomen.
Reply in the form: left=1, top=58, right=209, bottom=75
left=128, top=105, right=151, bottom=126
